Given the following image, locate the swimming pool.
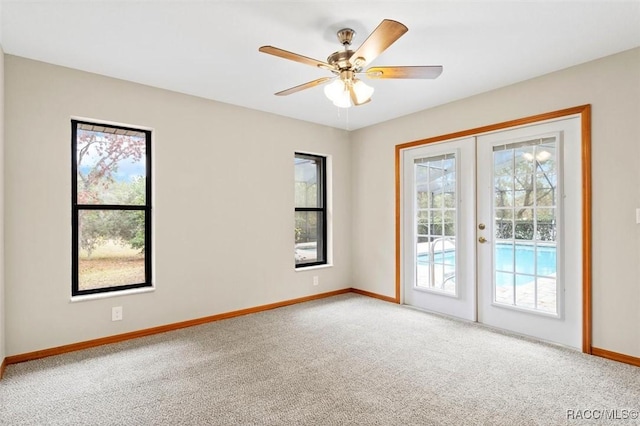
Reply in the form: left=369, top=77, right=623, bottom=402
left=418, top=243, right=556, bottom=286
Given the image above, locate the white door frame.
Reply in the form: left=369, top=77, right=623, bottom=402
left=395, top=105, right=592, bottom=353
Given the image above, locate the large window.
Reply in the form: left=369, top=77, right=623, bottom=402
left=72, top=120, right=152, bottom=296
left=294, top=153, right=326, bottom=267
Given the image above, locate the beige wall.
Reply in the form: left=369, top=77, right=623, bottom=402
left=4, top=48, right=640, bottom=360
left=4, top=56, right=351, bottom=355
left=350, top=47, right=640, bottom=358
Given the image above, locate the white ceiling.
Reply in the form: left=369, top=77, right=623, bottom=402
left=2, top=1, right=639, bottom=130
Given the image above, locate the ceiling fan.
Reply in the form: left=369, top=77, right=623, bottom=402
left=259, top=19, right=443, bottom=108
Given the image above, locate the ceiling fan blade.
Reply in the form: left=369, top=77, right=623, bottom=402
left=366, top=66, right=443, bottom=79
left=275, top=77, right=334, bottom=96
left=349, top=19, right=408, bottom=67
left=259, top=46, right=333, bottom=70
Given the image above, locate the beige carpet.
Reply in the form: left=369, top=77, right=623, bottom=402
left=1, top=294, right=639, bottom=425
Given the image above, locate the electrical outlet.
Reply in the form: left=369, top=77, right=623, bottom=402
left=112, top=306, right=123, bottom=321
left=313, top=276, right=319, bottom=286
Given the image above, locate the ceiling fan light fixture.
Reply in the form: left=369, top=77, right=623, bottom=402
left=352, top=79, right=374, bottom=104
left=324, top=79, right=345, bottom=102
left=259, top=19, right=443, bottom=106
left=324, top=78, right=374, bottom=108
left=325, top=80, right=351, bottom=108
left=332, top=91, right=352, bottom=108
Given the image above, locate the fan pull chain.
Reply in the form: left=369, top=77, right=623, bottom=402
left=335, top=104, right=348, bottom=130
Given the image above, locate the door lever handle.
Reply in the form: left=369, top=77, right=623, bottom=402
left=478, top=236, right=487, bottom=244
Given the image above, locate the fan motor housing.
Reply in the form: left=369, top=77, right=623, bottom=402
left=327, top=50, right=354, bottom=70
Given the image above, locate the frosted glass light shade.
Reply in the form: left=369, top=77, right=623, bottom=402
left=352, top=79, right=374, bottom=104
left=333, top=94, right=351, bottom=108
left=324, top=79, right=346, bottom=102
left=324, top=78, right=374, bottom=108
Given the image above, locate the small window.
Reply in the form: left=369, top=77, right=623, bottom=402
left=72, top=120, right=152, bottom=296
left=294, top=153, right=327, bottom=267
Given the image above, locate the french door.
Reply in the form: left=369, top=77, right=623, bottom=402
left=402, top=137, right=476, bottom=321
left=402, top=117, right=583, bottom=349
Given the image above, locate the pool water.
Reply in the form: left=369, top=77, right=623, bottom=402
left=418, top=243, right=556, bottom=286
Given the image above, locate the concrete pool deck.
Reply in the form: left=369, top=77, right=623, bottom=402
left=416, top=265, right=557, bottom=314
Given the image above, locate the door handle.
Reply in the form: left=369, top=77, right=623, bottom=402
left=478, top=236, right=487, bottom=244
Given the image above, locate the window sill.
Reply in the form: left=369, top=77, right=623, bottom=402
left=295, top=264, right=333, bottom=272
left=70, top=286, right=155, bottom=303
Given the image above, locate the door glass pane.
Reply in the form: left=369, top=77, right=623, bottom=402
left=536, top=173, right=556, bottom=207
left=443, top=210, right=455, bottom=236
left=515, top=274, right=536, bottom=309
left=495, top=242, right=514, bottom=272
left=495, top=209, right=513, bottom=239
left=536, top=245, right=557, bottom=276
left=493, top=137, right=558, bottom=314
left=536, top=277, right=557, bottom=313
left=514, top=208, right=534, bottom=240
left=495, top=272, right=514, bottom=304
left=514, top=243, right=535, bottom=275
left=494, top=175, right=514, bottom=207
left=514, top=146, right=535, bottom=174
left=536, top=208, right=556, bottom=241
left=414, top=153, right=456, bottom=294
